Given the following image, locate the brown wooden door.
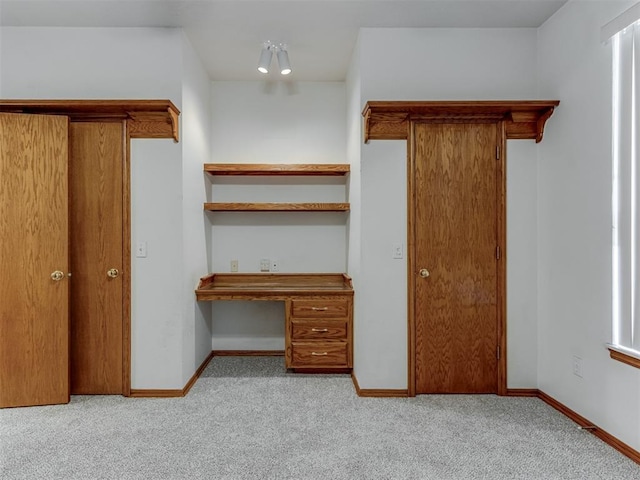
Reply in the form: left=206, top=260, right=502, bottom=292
left=0, top=113, right=70, bottom=407
left=69, top=122, right=124, bottom=394
left=413, top=122, right=499, bottom=394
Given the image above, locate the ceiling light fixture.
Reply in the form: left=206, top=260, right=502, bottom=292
left=257, top=42, right=273, bottom=74
left=257, top=41, right=292, bottom=76
left=277, top=44, right=292, bottom=75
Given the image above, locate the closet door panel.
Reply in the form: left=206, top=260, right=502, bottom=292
left=69, top=121, right=124, bottom=394
left=0, top=113, right=70, bottom=408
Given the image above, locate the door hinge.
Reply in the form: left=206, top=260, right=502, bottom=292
left=496, top=145, right=500, bottom=160
left=496, top=245, right=501, bottom=260
left=497, top=346, right=501, bottom=360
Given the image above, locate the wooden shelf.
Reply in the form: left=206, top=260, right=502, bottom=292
left=204, top=163, right=350, bottom=176
left=204, top=163, right=350, bottom=212
left=204, top=202, right=350, bottom=212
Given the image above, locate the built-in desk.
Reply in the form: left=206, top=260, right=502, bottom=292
left=195, top=273, right=354, bottom=371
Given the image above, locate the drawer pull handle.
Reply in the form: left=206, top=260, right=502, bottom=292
left=311, top=352, right=328, bottom=356
left=311, top=328, right=329, bottom=333
left=311, top=307, right=329, bottom=311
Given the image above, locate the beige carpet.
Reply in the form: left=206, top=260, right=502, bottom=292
left=1, top=356, right=638, bottom=479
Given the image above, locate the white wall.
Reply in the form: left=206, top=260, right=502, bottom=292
left=353, top=27, right=540, bottom=389
left=506, top=140, right=539, bottom=388
left=131, top=139, right=183, bottom=388
left=537, top=0, right=640, bottom=451
left=0, top=27, right=192, bottom=389
left=209, top=81, right=347, bottom=350
left=0, top=27, right=181, bottom=100
left=180, top=33, right=213, bottom=385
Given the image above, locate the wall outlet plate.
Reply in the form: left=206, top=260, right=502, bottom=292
left=260, top=258, right=270, bottom=272
left=572, top=355, right=583, bottom=378
left=230, top=260, right=238, bottom=272
left=271, top=259, right=279, bottom=272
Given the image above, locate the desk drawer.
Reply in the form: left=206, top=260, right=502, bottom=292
left=291, top=319, right=347, bottom=340
left=291, top=299, right=349, bottom=318
left=290, top=342, right=349, bottom=367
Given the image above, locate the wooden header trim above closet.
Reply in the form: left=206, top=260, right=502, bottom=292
left=0, top=99, right=180, bottom=142
left=362, top=100, right=559, bottom=144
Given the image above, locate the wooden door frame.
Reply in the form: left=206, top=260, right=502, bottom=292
left=406, top=120, right=507, bottom=396
left=361, top=100, right=559, bottom=398
left=122, top=123, right=132, bottom=396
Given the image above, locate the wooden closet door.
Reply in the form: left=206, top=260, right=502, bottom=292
left=413, top=122, right=499, bottom=394
left=69, top=121, right=124, bottom=394
left=0, top=113, right=70, bottom=408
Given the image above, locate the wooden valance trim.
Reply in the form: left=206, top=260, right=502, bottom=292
left=362, top=100, right=559, bottom=144
left=0, top=99, right=180, bottom=142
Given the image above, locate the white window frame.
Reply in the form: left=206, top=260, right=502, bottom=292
left=606, top=3, right=640, bottom=363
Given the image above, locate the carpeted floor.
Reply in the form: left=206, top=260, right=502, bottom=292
left=1, top=356, right=638, bottom=479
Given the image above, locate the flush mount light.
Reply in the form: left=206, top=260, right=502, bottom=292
left=257, top=41, right=292, bottom=76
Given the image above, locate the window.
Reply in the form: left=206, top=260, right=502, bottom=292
left=608, top=3, right=640, bottom=366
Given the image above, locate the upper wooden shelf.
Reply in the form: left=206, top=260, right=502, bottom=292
left=204, top=164, right=350, bottom=176
left=362, top=100, right=559, bottom=144
left=0, top=99, right=180, bottom=142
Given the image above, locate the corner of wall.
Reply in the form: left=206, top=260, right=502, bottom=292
left=180, top=31, right=214, bottom=386
left=346, top=31, right=364, bottom=380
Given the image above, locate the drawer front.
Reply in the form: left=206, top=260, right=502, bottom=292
left=290, top=342, right=349, bottom=367
left=291, top=299, right=349, bottom=318
left=291, top=320, right=348, bottom=340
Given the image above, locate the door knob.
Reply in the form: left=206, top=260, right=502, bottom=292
left=50, top=270, right=65, bottom=281
left=107, top=268, right=119, bottom=279
left=419, top=268, right=430, bottom=278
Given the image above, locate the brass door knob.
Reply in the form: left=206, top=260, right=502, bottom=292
left=107, top=268, right=119, bottom=279
left=51, top=270, right=65, bottom=281
left=419, top=269, right=430, bottom=278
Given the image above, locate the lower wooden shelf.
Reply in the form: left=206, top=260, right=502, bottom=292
left=204, top=202, right=350, bottom=212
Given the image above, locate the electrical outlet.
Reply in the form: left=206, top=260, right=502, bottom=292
left=136, top=241, right=147, bottom=258
left=393, top=243, right=404, bottom=259
left=271, top=259, right=279, bottom=272
left=230, top=260, right=238, bottom=272
left=572, top=355, right=583, bottom=378
left=260, top=258, right=270, bottom=272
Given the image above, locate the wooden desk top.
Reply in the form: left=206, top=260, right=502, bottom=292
left=195, top=273, right=354, bottom=301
